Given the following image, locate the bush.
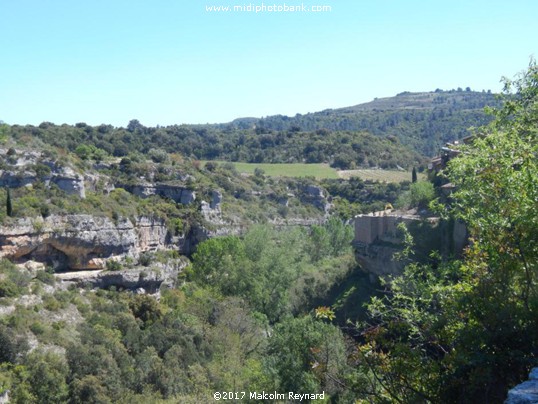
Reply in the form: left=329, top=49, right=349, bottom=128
left=397, top=181, right=435, bottom=209
left=30, top=322, right=46, bottom=336
left=148, top=148, right=169, bottom=163
left=106, top=260, right=122, bottom=271
left=0, top=281, right=18, bottom=298
left=409, top=181, right=435, bottom=209
left=35, top=270, right=56, bottom=286
left=0, top=260, right=31, bottom=297
left=139, top=253, right=152, bottom=267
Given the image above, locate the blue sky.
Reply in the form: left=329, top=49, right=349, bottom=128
left=1, top=0, right=536, bottom=127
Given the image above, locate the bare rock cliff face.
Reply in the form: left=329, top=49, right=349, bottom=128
left=57, top=259, right=188, bottom=293
left=0, top=215, right=170, bottom=270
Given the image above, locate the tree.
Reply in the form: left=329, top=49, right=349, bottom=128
left=412, top=166, right=417, bottom=183
left=189, top=236, right=247, bottom=296
left=6, top=188, right=12, bottom=217
left=25, top=351, right=69, bottom=404
left=0, top=123, right=9, bottom=143
left=127, top=119, right=144, bottom=133
left=358, top=61, right=538, bottom=403
left=396, top=181, right=435, bottom=209
left=266, top=315, right=349, bottom=397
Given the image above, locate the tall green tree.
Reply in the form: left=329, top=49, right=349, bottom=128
left=6, top=188, right=12, bottom=217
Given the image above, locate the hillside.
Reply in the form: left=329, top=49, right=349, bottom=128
left=231, top=89, right=500, bottom=156
left=1, top=90, right=499, bottom=172
left=4, top=122, right=425, bottom=171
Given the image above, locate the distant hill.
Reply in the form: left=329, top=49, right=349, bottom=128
left=229, top=90, right=500, bottom=156
left=3, top=90, right=500, bottom=171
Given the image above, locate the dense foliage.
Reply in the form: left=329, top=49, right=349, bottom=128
left=4, top=122, right=424, bottom=170
left=237, top=90, right=499, bottom=156
left=355, top=61, right=538, bottom=403
left=0, top=222, right=359, bottom=403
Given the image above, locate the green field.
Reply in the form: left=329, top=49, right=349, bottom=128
left=203, top=161, right=339, bottom=179
left=202, top=161, right=423, bottom=182
left=337, top=169, right=425, bottom=182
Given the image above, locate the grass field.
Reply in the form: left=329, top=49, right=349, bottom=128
left=202, top=161, right=339, bottom=179
left=337, top=169, right=425, bottom=182
left=202, top=161, right=422, bottom=182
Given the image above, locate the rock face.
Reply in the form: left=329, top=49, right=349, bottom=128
left=354, top=243, right=409, bottom=279
left=301, top=185, right=329, bottom=211
left=49, top=167, right=86, bottom=198
left=0, top=149, right=87, bottom=198
left=57, top=260, right=188, bottom=293
left=354, top=209, right=419, bottom=245
left=120, top=183, right=196, bottom=204
left=0, top=215, right=171, bottom=270
left=353, top=210, right=421, bottom=277
left=0, top=170, right=36, bottom=188
left=210, top=190, right=222, bottom=210
left=505, top=368, right=538, bottom=403
left=0, top=167, right=86, bottom=198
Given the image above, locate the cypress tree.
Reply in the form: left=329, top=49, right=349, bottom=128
left=412, top=167, right=417, bottom=183
left=6, top=187, right=12, bottom=217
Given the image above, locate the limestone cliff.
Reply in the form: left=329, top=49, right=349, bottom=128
left=56, top=258, right=188, bottom=293
left=0, top=215, right=171, bottom=270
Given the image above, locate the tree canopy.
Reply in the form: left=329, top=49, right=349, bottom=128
left=355, top=60, right=538, bottom=403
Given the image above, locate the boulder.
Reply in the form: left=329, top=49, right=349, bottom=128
left=505, top=368, right=538, bottom=403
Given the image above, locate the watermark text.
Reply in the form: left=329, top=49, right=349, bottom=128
left=205, top=3, right=332, bottom=13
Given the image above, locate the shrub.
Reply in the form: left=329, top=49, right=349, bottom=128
left=35, top=270, right=56, bottom=286
left=106, top=260, right=122, bottom=271
left=396, top=181, right=435, bottom=209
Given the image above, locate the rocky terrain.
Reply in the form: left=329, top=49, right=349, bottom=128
left=0, top=146, right=335, bottom=296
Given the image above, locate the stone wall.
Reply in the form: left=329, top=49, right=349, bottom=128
left=354, top=210, right=421, bottom=245
left=353, top=210, right=465, bottom=278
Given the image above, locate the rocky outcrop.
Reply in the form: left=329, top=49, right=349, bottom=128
left=354, top=243, right=409, bottom=280
left=49, top=167, right=85, bottom=198
left=201, top=189, right=224, bottom=224
left=354, top=210, right=421, bottom=245
left=119, top=182, right=196, bottom=204
left=301, top=185, right=328, bottom=211
left=57, top=259, right=187, bottom=293
left=0, top=149, right=88, bottom=197
left=136, top=216, right=171, bottom=251
left=210, top=190, right=222, bottom=210
left=505, top=368, right=538, bottom=403
left=0, top=170, right=36, bottom=188
left=0, top=215, right=171, bottom=270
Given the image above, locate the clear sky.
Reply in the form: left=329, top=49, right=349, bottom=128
left=1, top=0, right=536, bottom=127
